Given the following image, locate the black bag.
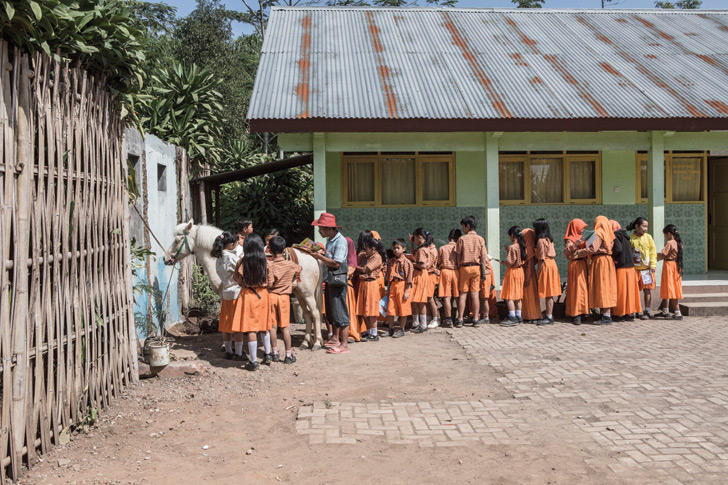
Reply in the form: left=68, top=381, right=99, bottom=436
left=326, top=260, right=348, bottom=287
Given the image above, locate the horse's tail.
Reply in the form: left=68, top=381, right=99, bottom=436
left=314, top=257, right=324, bottom=311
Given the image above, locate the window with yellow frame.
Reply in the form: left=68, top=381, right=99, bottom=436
left=499, top=152, right=602, bottom=205
left=341, top=152, right=456, bottom=207
left=635, top=152, right=706, bottom=204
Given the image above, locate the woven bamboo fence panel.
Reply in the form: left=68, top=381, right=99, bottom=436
left=0, top=41, right=137, bottom=481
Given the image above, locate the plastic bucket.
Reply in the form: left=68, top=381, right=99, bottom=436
left=148, top=341, right=170, bottom=367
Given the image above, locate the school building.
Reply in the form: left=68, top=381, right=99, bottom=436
left=247, top=7, right=728, bottom=284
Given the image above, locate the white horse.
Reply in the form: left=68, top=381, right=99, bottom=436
left=163, top=220, right=326, bottom=350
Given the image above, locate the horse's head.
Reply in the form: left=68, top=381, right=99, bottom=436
left=164, top=220, right=196, bottom=265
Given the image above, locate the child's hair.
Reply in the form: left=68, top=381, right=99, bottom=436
left=627, top=217, right=648, bottom=232
left=269, top=235, right=286, bottom=255
left=386, top=249, right=395, bottom=260
left=663, top=224, right=683, bottom=274
left=508, top=226, right=527, bottom=262
left=364, top=236, right=386, bottom=264
left=357, top=230, right=374, bottom=253
left=533, top=218, right=553, bottom=242
left=412, top=227, right=434, bottom=247
left=211, top=231, right=237, bottom=258
left=237, top=216, right=253, bottom=233
left=265, top=227, right=280, bottom=239
left=241, top=233, right=267, bottom=286
left=393, top=238, right=407, bottom=250
left=448, top=229, right=462, bottom=242
left=460, top=215, right=477, bottom=230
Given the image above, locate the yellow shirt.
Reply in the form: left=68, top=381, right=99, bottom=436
left=629, top=233, right=657, bottom=270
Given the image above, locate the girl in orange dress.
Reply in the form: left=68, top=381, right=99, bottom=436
left=409, top=228, right=435, bottom=334
left=370, top=231, right=388, bottom=330
left=533, top=218, right=562, bottom=326
left=582, top=216, right=617, bottom=325
left=344, top=236, right=361, bottom=342
left=234, top=233, right=274, bottom=371
left=386, top=238, right=414, bottom=338
left=521, top=228, right=542, bottom=323
left=563, top=219, right=589, bottom=325
left=214, top=231, right=245, bottom=360
left=654, top=224, right=684, bottom=320
left=610, top=220, right=642, bottom=322
left=498, top=226, right=526, bottom=326
left=356, top=237, right=386, bottom=341
left=353, top=230, right=375, bottom=340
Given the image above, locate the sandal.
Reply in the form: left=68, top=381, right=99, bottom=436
left=324, top=339, right=340, bottom=348
left=326, top=347, right=350, bottom=354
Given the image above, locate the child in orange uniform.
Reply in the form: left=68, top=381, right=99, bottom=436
left=410, top=228, right=435, bottom=334
left=437, top=229, right=461, bottom=328
left=356, top=237, right=386, bottom=341
left=654, top=224, right=684, bottom=320
left=499, top=226, right=526, bottom=327
left=563, top=219, right=589, bottom=325
left=533, top=218, right=561, bottom=326
left=610, top=220, right=641, bottom=322
left=456, top=216, right=489, bottom=328
left=214, top=231, right=246, bottom=360
left=582, top=216, right=617, bottom=325
left=521, top=228, right=542, bottom=323
left=387, top=239, right=413, bottom=338
left=234, top=233, right=274, bottom=371
left=268, top=236, right=302, bottom=364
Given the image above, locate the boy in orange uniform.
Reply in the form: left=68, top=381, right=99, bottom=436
left=387, top=238, right=413, bottom=338
left=456, top=216, right=489, bottom=328
left=268, top=236, right=302, bottom=364
left=437, top=229, right=461, bottom=328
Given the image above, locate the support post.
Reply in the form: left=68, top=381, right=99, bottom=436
left=313, top=133, right=326, bottom=243
left=485, top=133, right=501, bottom=287
left=648, top=131, right=665, bottom=283
left=214, top=185, right=221, bottom=228
left=198, top=180, right=207, bottom=225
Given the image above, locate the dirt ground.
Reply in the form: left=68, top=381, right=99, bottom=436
left=15, top=321, right=683, bottom=485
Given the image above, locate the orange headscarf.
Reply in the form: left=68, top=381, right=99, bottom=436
left=522, top=228, right=536, bottom=260
left=564, top=219, right=587, bottom=243
left=609, top=220, right=621, bottom=232
left=371, top=230, right=381, bottom=241
left=594, top=216, right=615, bottom=248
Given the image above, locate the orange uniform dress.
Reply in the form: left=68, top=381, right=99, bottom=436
left=269, top=258, right=302, bottom=328
left=438, top=241, right=460, bottom=298
left=357, top=252, right=384, bottom=317
left=217, top=250, right=242, bottom=334
left=388, top=255, right=414, bottom=318
left=232, top=260, right=274, bottom=332
left=521, top=229, right=541, bottom=321
left=425, top=244, right=439, bottom=297
left=660, top=240, right=683, bottom=300
left=583, top=220, right=617, bottom=309
left=456, top=231, right=488, bottom=294
left=564, top=239, right=589, bottom=317
left=536, top=239, right=562, bottom=299
left=500, top=243, right=525, bottom=301
left=411, top=246, right=433, bottom=303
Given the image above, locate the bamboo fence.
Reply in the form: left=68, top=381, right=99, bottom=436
left=0, top=41, right=137, bottom=481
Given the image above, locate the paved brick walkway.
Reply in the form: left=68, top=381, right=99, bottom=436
left=296, top=318, right=728, bottom=483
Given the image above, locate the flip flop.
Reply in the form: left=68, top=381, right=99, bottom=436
left=326, top=347, right=349, bottom=354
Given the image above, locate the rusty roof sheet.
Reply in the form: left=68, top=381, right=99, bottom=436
left=247, top=7, right=728, bottom=123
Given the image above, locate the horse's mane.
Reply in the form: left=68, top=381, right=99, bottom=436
left=173, top=223, right=224, bottom=251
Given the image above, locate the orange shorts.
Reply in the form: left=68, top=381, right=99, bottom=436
left=479, top=272, right=493, bottom=299
left=387, top=279, right=412, bottom=317
left=438, top=268, right=459, bottom=298
left=459, top=265, right=481, bottom=293
left=269, top=292, right=291, bottom=328
left=636, top=267, right=656, bottom=290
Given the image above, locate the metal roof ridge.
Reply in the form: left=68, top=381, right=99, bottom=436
left=269, top=6, right=728, bottom=14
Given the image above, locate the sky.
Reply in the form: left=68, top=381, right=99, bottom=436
left=163, top=0, right=728, bottom=37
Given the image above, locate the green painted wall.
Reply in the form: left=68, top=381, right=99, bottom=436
left=602, top=150, right=637, bottom=205
left=455, top=151, right=485, bottom=207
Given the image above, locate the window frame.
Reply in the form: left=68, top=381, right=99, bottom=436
left=341, top=152, right=456, bottom=208
left=499, top=152, right=602, bottom=206
left=635, top=151, right=707, bottom=204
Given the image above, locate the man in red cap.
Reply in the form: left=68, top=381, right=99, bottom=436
left=310, top=213, right=350, bottom=353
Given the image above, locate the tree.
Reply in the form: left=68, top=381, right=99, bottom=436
left=655, top=0, right=702, bottom=7
left=512, top=0, right=545, bottom=7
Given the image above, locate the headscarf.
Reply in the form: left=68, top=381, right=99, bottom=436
left=371, top=230, right=381, bottom=241
left=564, top=219, right=587, bottom=243
left=594, top=215, right=615, bottom=248
left=522, top=228, right=536, bottom=260
left=609, top=220, right=621, bottom=232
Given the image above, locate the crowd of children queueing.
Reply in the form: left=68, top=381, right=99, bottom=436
left=212, top=212, right=685, bottom=370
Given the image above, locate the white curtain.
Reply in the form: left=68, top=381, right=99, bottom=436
left=347, top=161, right=376, bottom=202
left=382, top=158, right=415, bottom=205
left=530, top=158, right=563, bottom=203
left=570, top=159, right=596, bottom=200
left=499, top=160, right=525, bottom=201
left=422, top=161, right=449, bottom=201
left=671, top=157, right=702, bottom=201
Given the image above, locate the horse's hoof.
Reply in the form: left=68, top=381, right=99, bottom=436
left=300, top=340, right=311, bottom=350
left=311, top=343, right=322, bottom=351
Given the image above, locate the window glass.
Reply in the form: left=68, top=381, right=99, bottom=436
left=499, top=160, right=525, bottom=201
left=346, top=161, right=375, bottom=203
left=671, top=157, right=702, bottom=202
left=422, top=161, right=450, bottom=201
left=570, top=159, right=596, bottom=200
left=530, top=158, right=563, bottom=203
left=381, top=157, right=415, bottom=205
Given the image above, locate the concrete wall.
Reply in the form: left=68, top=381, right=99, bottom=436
left=126, top=129, right=183, bottom=337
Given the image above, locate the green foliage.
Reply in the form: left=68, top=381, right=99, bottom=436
left=191, top=264, right=220, bottom=317
left=512, top=0, right=545, bottom=7
left=136, top=63, right=224, bottom=170
left=655, top=0, right=701, bottom=7
left=134, top=281, right=163, bottom=337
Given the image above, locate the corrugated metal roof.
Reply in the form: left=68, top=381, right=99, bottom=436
left=247, top=7, right=728, bottom=123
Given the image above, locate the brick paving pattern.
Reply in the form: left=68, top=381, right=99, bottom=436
left=296, top=318, right=728, bottom=483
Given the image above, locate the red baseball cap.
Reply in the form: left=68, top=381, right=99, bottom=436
left=311, top=212, right=341, bottom=228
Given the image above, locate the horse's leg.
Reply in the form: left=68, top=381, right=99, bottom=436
left=294, top=290, right=313, bottom=349
left=301, top=294, right=322, bottom=351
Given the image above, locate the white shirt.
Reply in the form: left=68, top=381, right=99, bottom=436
left=216, top=250, right=241, bottom=300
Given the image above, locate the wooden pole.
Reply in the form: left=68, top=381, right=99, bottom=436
left=214, top=185, right=221, bottom=228
left=198, top=180, right=207, bottom=225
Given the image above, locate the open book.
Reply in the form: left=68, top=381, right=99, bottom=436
left=296, top=237, right=324, bottom=252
